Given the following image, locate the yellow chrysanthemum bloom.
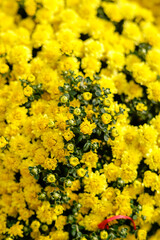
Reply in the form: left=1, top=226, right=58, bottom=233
left=80, top=118, right=96, bottom=135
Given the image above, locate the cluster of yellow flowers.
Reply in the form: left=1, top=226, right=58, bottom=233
left=132, top=0, right=160, bottom=30
left=0, top=0, right=160, bottom=239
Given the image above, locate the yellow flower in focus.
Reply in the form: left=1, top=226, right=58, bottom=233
left=83, top=171, right=107, bottom=195
left=63, top=129, right=75, bottom=141
left=47, top=174, right=56, bottom=183
left=103, top=163, right=121, bottom=183
left=69, top=157, right=80, bottom=166
left=77, top=168, right=87, bottom=177
left=80, top=118, right=96, bottom=135
left=43, top=158, right=57, bottom=170
left=67, top=143, right=74, bottom=152
left=103, top=98, right=110, bottom=107
left=79, top=213, right=103, bottom=231
left=101, top=113, right=112, bottom=125
left=74, top=107, right=81, bottom=116
left=81, top=151, right=98, bottom=169
left=143, top=171, right=159, bottom=192
left=83, top=92, right=92, bottom=101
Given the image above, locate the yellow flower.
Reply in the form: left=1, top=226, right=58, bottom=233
left=80, top=118, right=96, bottom=135
left=107, top=50, right=125, bottom=71
left=55, top=215, right=67, bottom=230
left=147, top=81, right=160, bottom=102
left=132, top=62, right=156, bottom=85
left=69, top=157, right=80, bottom=166
left=79, top=213, right=103, bottom=231
left=102, top=2, right=122, bottom=22
left=136, top=103, right=147, bottom=112
left=100, top=230, right=108, bottom=239
left=7, top=221, right=24, bottom=238
left=47, top=174, right=56, bottom=183
left=146, top=48, right=160, bottom=74
left=54, top=205, right=64, bottom=215
left=31, top=220, right=41, bottom=231
left=84, top=39, right=104, bottom=59
left=143, top=171, right=159, bottom=192
left=81, top=151, right=98, bottom=169
left=41, top=130, right=64, bottom=154
left=137, top=229, right=147, bottom=240
left=101, top=113, right=112, bottom=125
left=60, top=95, right=69, bottom=103
left=74, top=107, right=81, bottom=116
left=50, top=230, right=69, bottom=240
left=81, top=56, right=101, bottom=75
left=121, top=164, right=137, bottom=183
left=24, top=85, right=33, bottom=97
left=43, top=157, right=57, bottom=170
left=83, top=92, right=92, bottom=101
left=37, top=201, right=57, bottom=224
left=103, top=163, right=121, bottom=183
left=0, top=63, right=9, bottom=74
left=25, top=0, right=37, bottom=16
left=83, top=171, right=107, bottom=195
left=77, top=168, right=87, bottom=177
left=67, top=143, right=74, bottom=152
left=8, top=45, right=32, bottom=64
left=0, top=136, right=7, bottom=148
left=28, top=74, right=35, bottom=82
left=63, top=129, right=75, bottom=141
left=111, top=128, right=119, bottom=137
left=144, top=146, right=160, bottom=171
left=41, top=224, right=49, bottom=232
left=103, top=98, right=110, bottom=107
left=123, top=21, right=142, bottom=42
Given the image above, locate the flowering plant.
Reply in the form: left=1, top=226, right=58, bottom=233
left=0, top=0, right=160, bottom=240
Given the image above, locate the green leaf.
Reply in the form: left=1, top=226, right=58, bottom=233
left=95, top=91, right=101, bottom=97
left=83, top=142, right=91, bottom=151
left=92, top=99, right=98, bottom=106
left=58, top=86, right=64, bottom=92
left=71, top=229, right=77, bottom=237
left=104, top=134, right=109, bottom=141
left=133, top=215, right=137, bottom=220
left=100, top=108, right=106, bottom=113
left=77, top=135, right=83, bottom=143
